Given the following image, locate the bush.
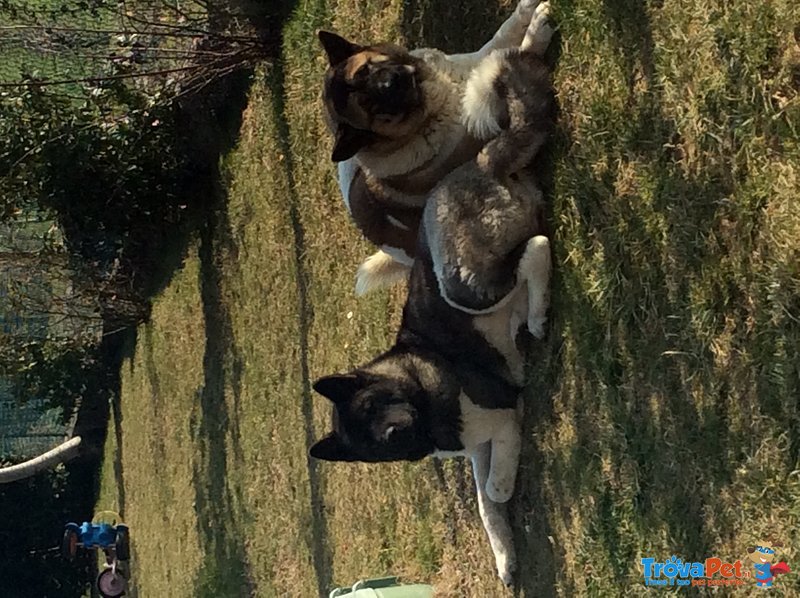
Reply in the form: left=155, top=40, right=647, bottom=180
left=0, top=461, right=97, bottom=598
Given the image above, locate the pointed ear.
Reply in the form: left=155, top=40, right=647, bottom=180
left=309, top=433, right=356, bottom=461
left=313, top=373, right=361, bottom=404
left=318, top=30, right=362, bottom=67
left=331, top=124, right=375, bottom=162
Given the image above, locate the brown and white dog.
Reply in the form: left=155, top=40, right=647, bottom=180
left=319, top=0, right=554, bottom=295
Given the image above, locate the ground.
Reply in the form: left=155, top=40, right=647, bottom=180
left=96, top=0, right=800, bottom=595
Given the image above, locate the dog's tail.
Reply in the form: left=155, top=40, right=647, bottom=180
left=355, top=249, right=411, bottom=296
left=462, top=49, right=513, bottom=141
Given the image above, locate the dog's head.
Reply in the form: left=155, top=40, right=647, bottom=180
left=318, top=30, right=428, bottom=162
left=309, top=369, right=434, bottom=462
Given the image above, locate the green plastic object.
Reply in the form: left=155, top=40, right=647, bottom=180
left=329, top=577, right=434, bottom=598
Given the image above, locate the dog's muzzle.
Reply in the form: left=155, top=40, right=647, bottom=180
left=370, top=66, right=419, bottom=115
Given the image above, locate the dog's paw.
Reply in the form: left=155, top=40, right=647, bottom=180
left=516, top=0, right=540, bottom=17
left=522, top=2, right=554, bottom=56
left=486, top=477, right=514, bottom=504
left=527, top=313, right=547, bottom=339
left=355, top=250, right=411, bottom=296
left=532, top=0, right=552, bottom=26
left=527, top=287, right=549, bottom=339
left=496, top=553, right=517, bottom=587
left=527, top=287, right=549, bottom=338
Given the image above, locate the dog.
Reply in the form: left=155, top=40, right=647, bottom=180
left=318, top=0, right=554, bottom=295
left=310, top=42, right=556, bottom=585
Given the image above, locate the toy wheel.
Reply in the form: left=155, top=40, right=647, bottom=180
left=97, top=568, right=126, bottom=597
left=61, top=528, right=79, bottom=560
left=115, top=528, right=130, bottom=561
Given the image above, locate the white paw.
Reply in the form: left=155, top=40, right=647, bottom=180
left=486, top=477, right=514, bottom=503
left=523, top=2, right=554, bottom=55
left=527, top=313, right=547, bottom=339
left=522, top=235, right=550, bottom=338
left=496, top=552, right=517, bottom=586
left=527, top=287, right=549, bottom=339
left=517, top=0, right=541, bottom=17
left=533, top=0, right=551, bottom=25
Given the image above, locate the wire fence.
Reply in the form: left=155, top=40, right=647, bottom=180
left=0, top=381, right=75, bottom=461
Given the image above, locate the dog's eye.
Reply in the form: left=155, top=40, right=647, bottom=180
left=353, top=64, right=369, bottom=79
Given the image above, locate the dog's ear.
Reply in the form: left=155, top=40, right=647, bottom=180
left=318, top=30, right=361, bottom=67
left=331, top=124, right=375, bottom=162
left=309, top=433, right=357, bottom=461
left=313, top=373, right=361, bottom=403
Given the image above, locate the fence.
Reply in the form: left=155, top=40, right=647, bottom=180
left=0, top=380, right=76, bottom=461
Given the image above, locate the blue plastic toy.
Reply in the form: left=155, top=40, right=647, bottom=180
left=62, top=512, right=130, bottom=597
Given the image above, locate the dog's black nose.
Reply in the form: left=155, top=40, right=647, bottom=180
left=376, top=68, right=400, bottom=90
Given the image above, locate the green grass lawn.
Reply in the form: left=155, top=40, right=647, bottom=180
left=96, top=0, right=800, bottom=595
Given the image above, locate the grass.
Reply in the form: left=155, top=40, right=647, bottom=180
left=96, top=0, right=800, bottom=595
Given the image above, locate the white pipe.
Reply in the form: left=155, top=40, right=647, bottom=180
left=0, top=436, right=82, bottom=483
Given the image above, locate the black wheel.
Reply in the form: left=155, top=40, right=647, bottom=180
left=61, top=528, right=79, bottom=560
left=115, top=528, right=130, bottom=561
left=97, top=568, right=126, bottom=598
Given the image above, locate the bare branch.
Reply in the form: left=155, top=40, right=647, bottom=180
left=0, top=24, right=206, bottom=39
left=0, top=63, right=206, bottom=88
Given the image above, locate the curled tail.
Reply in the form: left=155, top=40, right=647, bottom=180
left=355, top=249, right=411, bottom=296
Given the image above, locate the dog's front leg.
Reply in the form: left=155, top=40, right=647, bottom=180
left=485, top=415, right=522, bottom=503
left=472, top=442, right=517, bottom=586
left=447, top=0, right=542, bottom=68
left=521, top=1, right=554, bottom=56
left=517, top=235, right=551, bottom=339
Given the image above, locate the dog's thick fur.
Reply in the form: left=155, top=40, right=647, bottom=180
left=319, top=0, right=554, bottom=295
left=310, top=45, right=555, bottom=584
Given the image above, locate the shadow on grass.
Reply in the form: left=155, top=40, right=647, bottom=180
left=84, top=6, right=306, bottom=596
left=516, top=0, right=799, bottom=594
left=109, top=388, right=127, bottom=520
left=266, top=59, right=335, bottom=598
left=182, top=72, right=257, bottom=593
left=402, top=0, right=511, bottom=53
left=100, top=67, right=258, bottom=597
left=189, top=198, right=256, bottom=598
left=553, top=0, right=734, bottom=569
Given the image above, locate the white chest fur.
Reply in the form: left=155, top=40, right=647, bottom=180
left=433, top=392, right=518, bottom=458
